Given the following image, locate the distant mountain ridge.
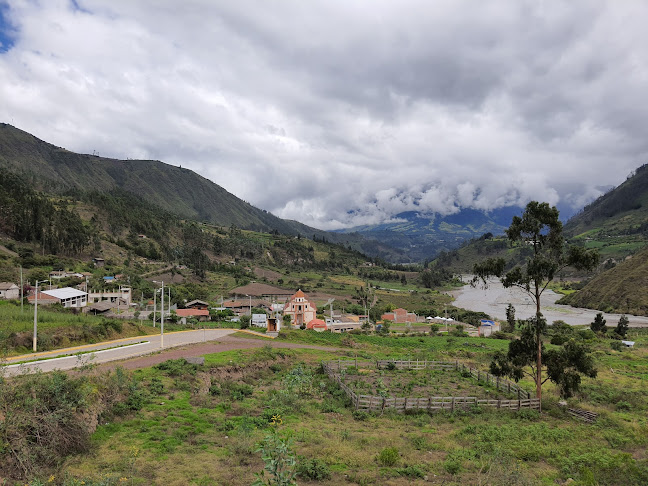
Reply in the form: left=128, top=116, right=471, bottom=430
left=335, top=207, right=520, bottom=261
left=0, top=123, right=405, bottom=261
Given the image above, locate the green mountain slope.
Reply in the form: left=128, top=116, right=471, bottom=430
left=0, top=124, right=403, bottom=260
left=0, top=123, right=305, bottom=233
left=558, top=246, right=648, bottom=316
left=564, top=164, right=648, bottom=260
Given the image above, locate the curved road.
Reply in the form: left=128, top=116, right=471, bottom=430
left=2, top=329, right=239, bottom=376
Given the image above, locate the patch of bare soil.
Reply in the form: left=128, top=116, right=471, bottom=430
left=253, top=267, right=283, bottom=281
left=96, top=336, right=338, bottom=372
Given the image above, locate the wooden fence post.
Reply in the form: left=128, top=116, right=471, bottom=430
left=451, top=397, right=455, bottom=412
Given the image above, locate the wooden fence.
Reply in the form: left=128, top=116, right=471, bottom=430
left=322, top=359, right=540, bottom=413
left=567, top=408, right=598, bottom=423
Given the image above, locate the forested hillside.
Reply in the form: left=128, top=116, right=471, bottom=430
left=0, top=124, right=404, bottom=261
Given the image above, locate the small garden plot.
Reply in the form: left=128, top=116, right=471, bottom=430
left=324, top=360, right=539, bottom=413
left=343, top=368, right=505, bottom=399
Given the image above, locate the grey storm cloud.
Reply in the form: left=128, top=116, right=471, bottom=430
left=1, top=0, right=647, bottom=230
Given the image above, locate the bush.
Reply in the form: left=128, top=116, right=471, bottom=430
left=352, top=410, right=369, bottom=421
left=297, top=457, right=332, bottom=480
left=377, top=446, right=399, bottom=467
left=444, top=458, right=462, bottom=475
left=396, top=465, right=425, bottom=478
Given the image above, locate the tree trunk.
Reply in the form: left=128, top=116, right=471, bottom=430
left=535, top=285, right=542, bottom=400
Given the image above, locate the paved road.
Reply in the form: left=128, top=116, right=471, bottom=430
left=451, top=277, right=648, bottom=327
left=2, top=329, right=240, bottom=376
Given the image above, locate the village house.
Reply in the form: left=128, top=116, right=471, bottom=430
left=185, top=299, right=210, bottom=310
left=175, top=308, right=210, bottom=325
left=283, top=290, right=317, bottom=328
left=0, top=282, right=20, bottom=300
left=381, top=308, right=418, bottom=323
left=478, top=319, right=501, bottom=337
left=88, top=287, right=132, bottom=306
left=222, top=299, right=272, bottom=315
left=28, top=287, right=88, bottom=308
left=306, top=318, right=327, bottom=331
left=229, top=282, right=294, bottom=300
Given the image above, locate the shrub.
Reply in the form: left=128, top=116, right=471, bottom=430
left=443, top=459, right=462, bottom=475
left=297, top=457, right=332, bottom=480
left=396, top=465, right=425, bottom=478
left=377, top=446, right=399, bottom=467
left=352, top=410, right=369, bottom=421
left=154, top=359, right=198, bottom=377
left=616, top=401, right=631, bottom=411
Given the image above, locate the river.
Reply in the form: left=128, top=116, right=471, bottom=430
left=450, top=277, right=648, bottom=328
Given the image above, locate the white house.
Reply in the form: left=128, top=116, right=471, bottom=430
left=27, top=287, right=88, bottom=308
left=0, top=282, right=20, bottom=300
left=252, top=313, right=268, bottom=328
left=88, top=287, right=132, bottom=306
left=478, top=319, right=500, bottom=337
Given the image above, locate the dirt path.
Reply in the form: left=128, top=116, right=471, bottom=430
left=98, top=336, right=339, bottom=371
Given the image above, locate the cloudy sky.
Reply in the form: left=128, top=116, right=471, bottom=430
left=1, top=1, right=647, bottom=230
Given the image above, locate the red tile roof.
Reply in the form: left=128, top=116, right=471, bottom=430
left=176, top=309, right=209, bottom=317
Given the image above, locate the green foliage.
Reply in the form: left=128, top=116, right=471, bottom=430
left=377, top=446, right=400, bottom=467
left=240, top=315, right=251, bottom=329
left=253, top=431, right=297, bottom=486
left=505, top=303, right=516, bottom=332
left=0, top=171, right=91, bottom=255
left=474, top=201, right=599, bottom=399
left=615, top=315, right=629, bottom=338
left=396, top=465, right=425, bottom=478
left=590, top=312, right=607, bottom=333
left=154, top=358, right=199, bottom=377
left=296, top=457, right=332, bottom=480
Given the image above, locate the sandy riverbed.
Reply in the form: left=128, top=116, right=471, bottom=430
left=450, top=277, right=648, bottom=327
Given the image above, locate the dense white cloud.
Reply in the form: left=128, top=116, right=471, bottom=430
left=1, top=0, right=647, bottom=229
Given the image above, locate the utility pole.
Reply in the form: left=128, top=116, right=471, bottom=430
left=160, top=281, right=165, bottom=348
left=153, top=289, right=157, bottom=327
left=33, top=280, right=39, bottom=352
left=20, top=265, right=23, bottom=314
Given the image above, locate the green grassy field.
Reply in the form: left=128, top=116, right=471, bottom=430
left=26, top=330, right=645, bottom=486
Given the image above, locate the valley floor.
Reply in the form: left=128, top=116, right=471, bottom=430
left=452, top=277, right=648, bottom=327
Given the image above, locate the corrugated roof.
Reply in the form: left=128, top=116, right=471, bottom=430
left=42, top=287, right=88, bottom=300
left=0, top=282, right=18, bottom=290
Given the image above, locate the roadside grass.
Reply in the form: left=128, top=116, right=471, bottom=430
left=0, top=300, right=161, bottom=356
left=31, top=333, right=648, bottom=485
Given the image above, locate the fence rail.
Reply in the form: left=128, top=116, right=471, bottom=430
left=567, top=408, right=598, bottom=423
left=322, top=359, right=539, bottom=413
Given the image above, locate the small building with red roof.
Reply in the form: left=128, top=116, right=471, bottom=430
left=306, top=318, right=327, bottom=332
left=176, top=308, right=210, bottom=324
left=283, top=289, right=317, bottom=328
left=381, top=307, right=418, bottom=323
